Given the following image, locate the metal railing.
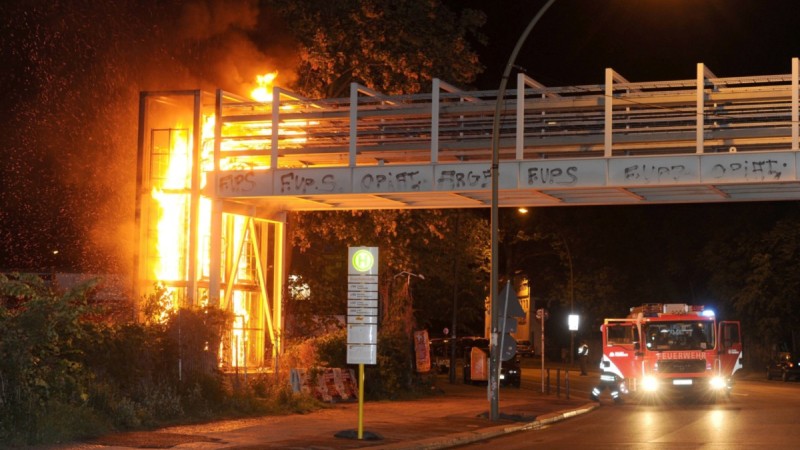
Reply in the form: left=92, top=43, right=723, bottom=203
left=210, top=59, right=800, bottom=171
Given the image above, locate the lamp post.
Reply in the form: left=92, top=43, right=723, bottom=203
left=391, top=270, right=425, bottom=328
left=560, top=236, right=575, bottom=365
left=489, top=0, right=557, bottom=422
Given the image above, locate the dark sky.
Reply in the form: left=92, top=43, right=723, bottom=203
left=463, top=0, right=800, bottom=89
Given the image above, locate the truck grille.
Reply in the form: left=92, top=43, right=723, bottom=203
left=659, top=360, right=706, bottom=373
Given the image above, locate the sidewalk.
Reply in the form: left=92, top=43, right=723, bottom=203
left=64, top=375, right=597, bottom=449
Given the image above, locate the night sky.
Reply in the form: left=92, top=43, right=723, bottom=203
left=463, top=0, right=800, bottom=89
left=2, top=0, right=800, bottom=274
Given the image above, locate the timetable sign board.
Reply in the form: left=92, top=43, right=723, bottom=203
left=348, top=283, right=378, bottom=291
left=348, top=299, right=378, bottom=308
left=348, top=307, right=378, bottom=316
left=347, top=344, right=377, bottom=365
left=347, top=247, right=379, bottom=365
left=349, top=274, right=378, bottom=283
left=347, top=290, right=379, bottom=300
left=347, top=323, right=377, bottom=344
left=348, top=315, right=378, bottom=324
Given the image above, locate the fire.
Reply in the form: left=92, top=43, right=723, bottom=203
left=149, top=71, right=288, bottom=366
left=250, top=71, right=278, bottom=103
left=151, top=126, right=191, bottom=308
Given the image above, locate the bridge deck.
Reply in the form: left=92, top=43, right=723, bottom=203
left=144, top=61, right=800, bottom=212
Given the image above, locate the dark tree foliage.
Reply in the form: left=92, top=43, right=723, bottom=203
left=0, top=273, right=102, bottom=443
left=287, top=209, right=489, bottom=396
left=702, top=204, right=800, bottom=364
left=288, top=209, right=489, bottom=338
left=267, top=0, right=486, bottom=97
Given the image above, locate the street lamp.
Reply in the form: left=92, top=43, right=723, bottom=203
left=393, top=271, right=425, bottom=282
left=489, top=0, right=557, bottom=422
left=389, top=271, right=425, bottom=331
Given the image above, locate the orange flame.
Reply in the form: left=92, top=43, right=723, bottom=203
left=250, top=71, right=278, bottom=102
left=151, top=126, right=191, bottom=301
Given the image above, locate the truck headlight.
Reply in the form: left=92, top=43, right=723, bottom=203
left=710, top=376, right=727, bottom=390
left=642, top=376, right=658, bottom=392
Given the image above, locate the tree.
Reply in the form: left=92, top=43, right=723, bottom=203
left=266, top=0, right=486, bottom=97
left=287, top=210, right=489, bottom=336
left=703, top=209, right=800, bottom=365
left=286, top=209, right=489, bottom=395
left=263, top=0, right=487, bottom=394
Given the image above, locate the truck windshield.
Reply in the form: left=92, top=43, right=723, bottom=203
left=643, top=320, right=714, bottom=351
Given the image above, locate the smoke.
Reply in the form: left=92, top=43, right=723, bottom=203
left=0, top=0, right=299, bottom=274
left=177, top=0, right=259, bottom=41
left=173, top=0, right=297, bottom=93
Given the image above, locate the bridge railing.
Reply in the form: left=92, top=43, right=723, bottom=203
left=210, top=59, right=800, bottom=171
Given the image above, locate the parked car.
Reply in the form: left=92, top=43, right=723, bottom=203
left=767, top=352, right=800, bottom=382
left=462, top=338, right=521, bottom=388
left=516, top=340, right=535, bottom=357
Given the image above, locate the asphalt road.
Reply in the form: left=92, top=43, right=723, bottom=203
left=455, top=376, right=800, bottom=449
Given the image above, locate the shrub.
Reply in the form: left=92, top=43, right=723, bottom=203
left=0, top=275, right=326, bottom=445
left=0, top=273, right=102, bottom=445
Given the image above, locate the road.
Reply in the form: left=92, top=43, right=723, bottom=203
left=458, top=370, right=800, bottom=449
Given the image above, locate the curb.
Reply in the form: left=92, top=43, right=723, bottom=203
left=371, top=402, right=599, bottom=450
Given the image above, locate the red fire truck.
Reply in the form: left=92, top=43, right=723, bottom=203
left=592, top=303, right=742, bottom=402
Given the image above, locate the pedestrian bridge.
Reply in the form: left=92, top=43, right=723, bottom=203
left=202, top=59, right=800, bottom=212
left=135, top=59, right=800, bottom=368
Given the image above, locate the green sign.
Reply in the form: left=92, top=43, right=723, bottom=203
left=351, top=248, right=376, bottom=273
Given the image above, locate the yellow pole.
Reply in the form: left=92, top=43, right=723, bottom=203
left=358, top=363, right=365, bottom=439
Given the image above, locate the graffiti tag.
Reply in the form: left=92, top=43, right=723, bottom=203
left=437, top=169, right=491, bottom=190
left=279, top=172, right=337, bottom=194
left=359, top=171, right=423, bottom=191
left=708, top=159, right=785, bottom=181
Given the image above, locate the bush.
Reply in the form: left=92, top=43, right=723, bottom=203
left=0, top=273, right=101, bottom=445
left=282, top=324, right=418, bottom=401
left=0, top=275, right=326, bottom=446
left=28, top=399, right=111, bottom=445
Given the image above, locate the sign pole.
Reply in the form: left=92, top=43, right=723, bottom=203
left=358, top=363, right=365, bottom=439
left=541, top=309, right=545, bottom=394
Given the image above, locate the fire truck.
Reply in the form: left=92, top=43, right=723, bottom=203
left=593, top=303, right=743, bottom=402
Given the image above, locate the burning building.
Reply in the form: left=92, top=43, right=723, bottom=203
left=135, top=78, right=287, bottom=370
